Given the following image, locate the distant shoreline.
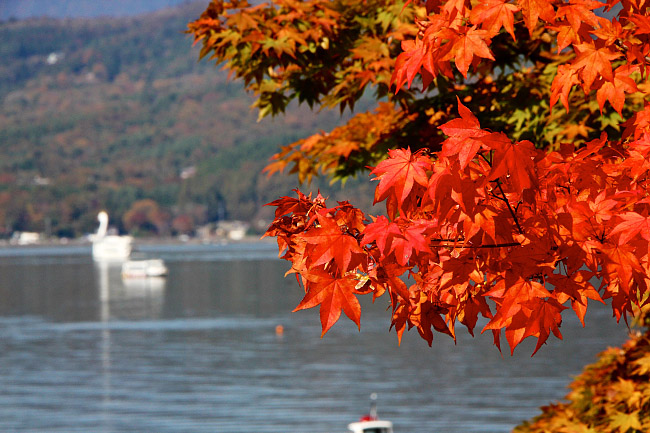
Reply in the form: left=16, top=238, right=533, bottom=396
left=0, top=235, right=276, bottom=250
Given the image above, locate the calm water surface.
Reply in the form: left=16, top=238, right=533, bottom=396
left=0, top=242, right=631, bottom=432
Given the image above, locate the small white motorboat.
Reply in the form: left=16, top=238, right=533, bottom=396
left=348, top=419, right=394, bottom=433
left=348, top=394, right=393, bottom=433
left=121, top=259, right=168, bottom=278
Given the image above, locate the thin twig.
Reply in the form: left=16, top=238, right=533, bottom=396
left=431, top=240, right=521, bottom=248
left=495, top=179, right=524, bottom=234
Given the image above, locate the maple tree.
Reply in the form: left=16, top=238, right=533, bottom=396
left=514, top=320, right=650, bottom=432
left=189, top=0, right=650, bottom=355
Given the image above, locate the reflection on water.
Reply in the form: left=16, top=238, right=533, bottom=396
left=96, top=261, right=166, bottom=322
left=0, top=243, right=633, bottom=432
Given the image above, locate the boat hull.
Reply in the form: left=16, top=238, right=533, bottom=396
left=121, top=259, right=168, bottom=278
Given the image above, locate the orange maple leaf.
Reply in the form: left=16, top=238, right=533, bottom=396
left=596, top=65, right=639, bottom=115
left=571, top=42, right=621, bottom=92
left=470, top=0, right=520, bottom=40
left=555, top=0, right=602, bottom=33
left=550, top=23, right=582, bottom=53
left=517, top=0, right=555, bottom=35
left=630, top=13, right=650, bottom=34
left=550, top=64, right=581, bottom=112
left=602, top=243, right=644, bottom=295
left=441, top=26, right=495, bottom=78
left=295, top=270, right=362, bottom=336
left=590, top=16, right=626, bottom=47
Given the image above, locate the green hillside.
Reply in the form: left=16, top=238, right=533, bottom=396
left=0, top=2, right=374, bottom=238
left=0, top=0, right=190, bottom=20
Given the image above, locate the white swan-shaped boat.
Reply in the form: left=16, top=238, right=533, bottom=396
left=91, top=211, right=133, bottom=261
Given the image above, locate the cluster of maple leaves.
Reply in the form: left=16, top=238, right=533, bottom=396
left=393, top=0, right=646, bottom=117
left=191, top=0, right=650, bottom=354
left=267, top=99, right=650, bottom=354
left=514, top=327, right=650, bottom=431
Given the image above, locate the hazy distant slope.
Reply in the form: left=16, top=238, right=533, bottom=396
left=0, top=0, right=192, bottom=20
left=0, top=2, right=372, bottom=238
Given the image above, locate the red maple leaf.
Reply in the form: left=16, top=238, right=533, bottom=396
left=601, top=243, right=644, bottom=295
left=390, top=219, right=432, bottom=266
left=440, top=98, right=490, bottom=169
left=522, top=298, right=567, bottom=356
left=299, top=214, right=365, bottom=273
left=295, top=270, right=362, bottom=336
left=362, top=215, right=402, bottom=257
left=483, top=134, right=539, bottom=191
left=590, top=16, right=626, bottom=47
left=484, top=277, right=551, bottom=327
left=392, top=39, right=427, bottom=90
left=266, top=189, right=320, bottom=218
left=571, top=42, right=621, bottom=92
left=371, top=148, right=430, bottom=215
left=609, top=211, right=650, bottom=245
left=550, top=23, right=581, bottom=53
left=547, top=270, right=603, bottom=326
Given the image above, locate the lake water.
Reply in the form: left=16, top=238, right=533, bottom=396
left=0, top=242, right=631, bottom=432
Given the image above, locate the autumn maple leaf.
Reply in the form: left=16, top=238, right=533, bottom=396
left=596, top=65, right=639, bottom=115
left=298, top=213, right=365, bottom=273
left=609, top=211, right=650, bottom=245
left=439, top=97, right=483, bottom=138
left=602, top=243, right=644, bottom=296
left=371, top=147, right=430, bottom=215
left=550, top=64, right=581, bottom=112
left=484, top=277, right=556, bottom=354
left=484, top=277, right=552, bottom=330
left=517, top=0, right=555, bottom=35
left=630, top=13, right=650, bottom=34
left=441, top=26, right=495, bottom=78
left=295, top=270, right=362, bottom=336
left=590, top=16, right=626, bottom=46
left=440, top=98, right=490, bottom=169
left=470, top=0, right=520, bottom=40
left=483, top=134, right=539, bottom=191
left=547, top=270, right=603, bottom=326
left=522, top=298, right=567, bottom=356
left=608, top=411, right=643, bottom=433
left=571, top=42, right=621, bottom=92
left=392, top=39, right=427, bottom=90
left=551, top=24, right=581, bottom=53
left=362, top=215, right=402, bottom=257
left=390, top=219, right=432, bottom=266
left=266, top=189, right=315, bottom=218
left=555, top=0, right=602, bottom=33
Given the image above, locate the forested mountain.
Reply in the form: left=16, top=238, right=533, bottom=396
left=0, top=2, right=373, bottom=238
left=0, top=0, right=192, bottom=20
